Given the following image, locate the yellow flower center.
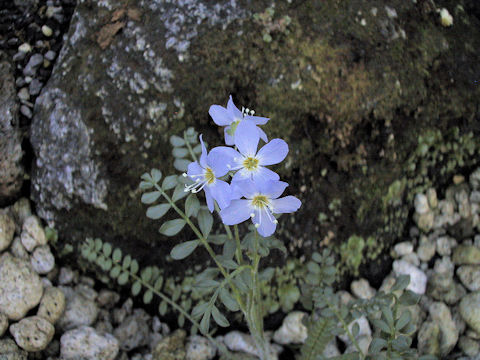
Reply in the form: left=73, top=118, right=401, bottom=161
left=243, top=157, right=259, bottom=171
left=226, top=120, right=240, bottom=136
left=204, top=167, right=216, bottom=184
left=251, top=195, right=269, bottom=209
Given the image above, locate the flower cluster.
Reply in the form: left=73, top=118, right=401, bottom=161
left=184, top=96, right=301, bottom=237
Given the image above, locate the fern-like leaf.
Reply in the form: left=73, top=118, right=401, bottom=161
left=300, top=317, right=337, bottom=360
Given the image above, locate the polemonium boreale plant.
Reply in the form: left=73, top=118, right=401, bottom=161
left=139, top=96, right=300, bottom=360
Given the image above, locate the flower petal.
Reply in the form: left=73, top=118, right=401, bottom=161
left=209, top=180, right=232, bottom=210
left=204, top=186, right=214, bottom=212
left=271, top=196, right=302, bottom=214
left=199, top=134, right=208, bottom=168
left=209, top=105, right=232, bottom=126
left=231, top=179, right=258, bottom=199
left=220, top=200, right=252, bottom=225
left=235, top=120, right=259, bottom=157
left=257, top=139, right=289, bottom=166
left=187, top=161, right=204, bottom=181
left=224, top=127, right=235, bottom=146
left=251, top=166, right=280, bottom=184
left=227, top=95, right=243, bottom=120
left=208, top=146, right=242, bottom=174
left=257, top=127, right=268, bottom=143
left=232, top=168, right=252, bottom=183
left=258, top=180, right=288, bottom=199
left=253, top=208, right=277, bottom=237
left=245, top=114, right=269, bottom=125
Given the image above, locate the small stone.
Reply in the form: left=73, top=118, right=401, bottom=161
left=453, top=245, right=480, bottom=265
left=31, top=245, right=55, bottom=274
left=351, top=278, right=376, bottom=300
left=0, top=311, right=8, bottom=336
left=459, top=292, right=480, bottom=334
left=470, top=168, right=480, bottom=190
left=401, top=253, right=420, bottom=266
left=20, top=105, right=32, bottom=119
left=113, top=309, right=150, bottom=351
left=339, top=316, right=372, bottom=345
left=18, top=43, right=32, bottom=53
left=385, top=5, right=397, bottom=18
left=23, top=53, right=44, bottom=77
left=152, top=329, right=186, bottom=360
left=458, top=336, right=480, bottom=357
left=453, top=174, right=464, bottom=184
left=17, top=87, right=30, bottom=101
left=392, top=241, right=413, bottom=257
left=429, top=302, right=459, bottom=356
left=56, top=286, right=99, bottom=331
left=439, top=8, right=453, bottom=27
left=60, top=326, right=119, bottom=360
left=415, top=211, right=434, bottom=233
left=417, top=235, right=436, bottom=262
left=41, top=25, right=53, bottom=37
left=186, top=335, right=216, bottom=360
left=436, top=236, right=456, bottom=256
left=0, top=212, right=15, bottom=252
left=0, top=253, right=43, bottom=320
left=427, top=188, right=438, bottom=209
left=44, top=50, right=56, bottom=61
left=9, top=316, right=54, bottom=352
left=37, top=286, right=66, bottom=324
left=20, top=215, right=46, bottom=252
left=414, top=193, right=429, bottom=214
left=457, top=265, right=480, bottom=292
left=393, top=259, right=427, bottom=294
left=345, top=334, right=371, bottom=355
left=0, top=338, right=28, bottom=359
left=97, top=289, right=120, bottom=309
left=418, top=321, right=440, bottom=356
left=15, top=76, right=26, bottom=87
left=58, top=266, right=77, bottom=285
left=28, top=78, right=43, bottom=96
left=273, top=311, right=308, bottom=344
left=10, top=237, right=29, bottom=259
left=11, top=198, right=31, bottom=232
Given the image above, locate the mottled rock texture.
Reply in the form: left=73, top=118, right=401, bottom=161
left=0, top=51, right=23, bottom=205
left=30, top=0, right=480, bottom=277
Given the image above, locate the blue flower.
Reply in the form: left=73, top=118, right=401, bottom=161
left=209, top=95, right=269, bottom=145
left=184, top=135, right=232, bottom=212
left=214, top=121, right=288, bottom=185
left=220, top=179, right=301, bottom=237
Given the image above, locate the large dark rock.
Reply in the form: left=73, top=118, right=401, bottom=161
left=0, top=51, right=24, bottom=205
left=30, top=0, right=480, bottom=273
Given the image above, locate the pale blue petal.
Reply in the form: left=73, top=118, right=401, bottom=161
left=245, top=114, right=269, bottom=125
left=187, top=161, right=204, bottom=181
left=257, top=127, right=268, bottom=143
left=230, top=182, right=244, bottom=200
left=209, top=180, right=232, bottom=210
left=220, top=200, right=252, bottom=225
left=271, top=196, right=302, bottom=214
left=232, top=179, right=258, bottom=199
left=199, top=134, right=208, bottom=168
left=204, top=186, right=214, bottom=212
left=208, top=146, right=241, bottom=174
left=227, top=95, right=243, bottom=120
left=258, top=180, right=288, bottom=199
left=251, top=166, right=280, bottom=184
left=253, top=208, right=277, bottom=237
left=235, top=120, right=259, bottom=157
left=224, top=127, right=235, bottom=146
left=257, top=139, right=289, bottom=166
left=232, top=168, right=252, bottom=183
left=209, top=105, right=232, bottom=126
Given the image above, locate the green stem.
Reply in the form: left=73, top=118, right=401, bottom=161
left=233, top=225, right=243, bottom=265
left=184, top=131, right=198, bottom=162
left=154, top=183, right=246, bottom=311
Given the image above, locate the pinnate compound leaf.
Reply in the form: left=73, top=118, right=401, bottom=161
left=369, top=337, right=387, bottom=354
left=172, top=184, right=188, bottom=202
left=141, top=191, right=161, bottom=204
left=381, top=305, right=394, bottom=327
left=185, top=194, right=200, bottom=218
left=398, top=290, right=420, bottom=306
left=154, top=276, right=163, bottom=290
left=159, top=300, right=167, bottom=316
left=198, top=209, right=213, bottom=237
left=122, top=255, right=131, bottom=268
left=212, top=306, right=229, bottom=327
left=151, top=169, right=162, bottom=182
left=146, top=204, right=171, bottom=219
left=117, top=272, right=129, bottom=285
left=160, top=219, right=186, bottom=236
left=391, top=274, right=410, bottom=292
left=112, top=248, right=122, bottom=263
left=162, top=175, right=178, bottom=190
left=143, top=289, right=153, bottom=304
left=139, top=181, right=153, bottom=190
left=371, top=318, right=391, bottom=334
left=200, top=310, right=211, bottom=334
left=192, top=302, right=209, bottom=319
left=130, top=260, right=139, bottom=275
left=110, top=265, right=121, bottom=278
left=102, top=243, right=112, bottom=257
left=171, top=240, right=199, bottom=260
left=172, top=147, right=188, bottom=158
left=395, top=310, right=411, bottom=331
left=141, top=267, right=153, bottom=283
left=208, top=234, right=227, bottom=245
left=219, top=288, right=240, bottom=312
left=174, top=159, right=190, bottom=172
left=170, top=135, right=185, bottom=147
left=131, top=281, right=142, bottom=296
left=195, top=279, right=220, bottom=291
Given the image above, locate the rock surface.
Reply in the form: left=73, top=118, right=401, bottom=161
left=0, top=253, right=43, bottom=320
left=9, top=316, right=55, bottom=352
left=60, top=326, right=119, bottom=360
left=0, top=51, right=23, bottom=204
left=273, top=311, right=308, bottom=344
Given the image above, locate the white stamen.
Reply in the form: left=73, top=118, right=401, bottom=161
left=250, top=110, right=255, bottom=115
left=274, top=220, right=278, bottom=224
left=250, top=213, right=255, bottom=218
left=255, top=223, right=260, bottom=228
left=182, top=173, right=187, bottom=177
